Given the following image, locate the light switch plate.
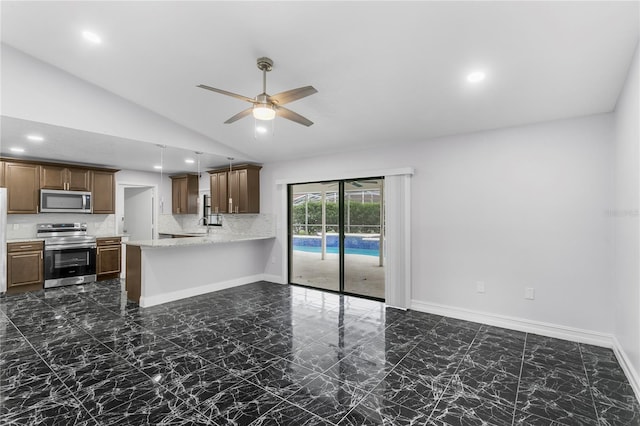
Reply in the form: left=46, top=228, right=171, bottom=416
left=525, top=288, right=535, bottom=300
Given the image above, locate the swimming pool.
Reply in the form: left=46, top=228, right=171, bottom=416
left=292, top=234, right=380, bottom=257
left=293, top=246, right=379, bottom=257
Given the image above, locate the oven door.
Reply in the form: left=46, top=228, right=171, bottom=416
left=44, top=245, right=97, bottom=288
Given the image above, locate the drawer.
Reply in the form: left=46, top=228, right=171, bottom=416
left=96, top=237, right=122, bottom=247
left=7, top=241, right=44, bottom=253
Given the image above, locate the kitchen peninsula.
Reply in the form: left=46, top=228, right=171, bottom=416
left=125, top=232, right=275, bottom=307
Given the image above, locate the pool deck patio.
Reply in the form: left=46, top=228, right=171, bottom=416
left=290, top=250, right=385, bottom=299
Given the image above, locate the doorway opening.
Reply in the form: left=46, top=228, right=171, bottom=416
left=123, top=186, right=154, bottom=241
left=288, top=177, right=385, bottom=300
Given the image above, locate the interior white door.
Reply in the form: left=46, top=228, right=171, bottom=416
left=124, top=187, right=153, bottom=241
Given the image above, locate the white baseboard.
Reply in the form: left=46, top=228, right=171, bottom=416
left=261, top=274, right=286, bottom=284
left=140, top=274, right=265, bottom=307
left=611, top=336, right=640, bottom=403
left=410, top=299, right=614, bottom=348
left=410, top=299, right=640, bottom=404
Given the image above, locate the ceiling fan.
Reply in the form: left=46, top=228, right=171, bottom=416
left=197, top=57, right=317, bottom=127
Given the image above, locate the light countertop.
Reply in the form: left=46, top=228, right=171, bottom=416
left=7, top=234, right=127, bottom=244
left=126, top=234, right=275, bottom=248
left=7, top=238, right=44, bottom=244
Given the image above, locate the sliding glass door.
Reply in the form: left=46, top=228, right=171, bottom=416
left=288, top=178, right=384, bottom=300
left=343, top=178, right=385, bottom=299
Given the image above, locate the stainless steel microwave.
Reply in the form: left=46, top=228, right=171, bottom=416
left=40, top=189, right=92, bottom=213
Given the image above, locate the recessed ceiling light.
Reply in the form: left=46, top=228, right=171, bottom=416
left=26, top=134, right=44, bottom=142
left=153, top=165, right=162, bottom=170
left=10, top=147, right=25, bottom=153
left=467, top=71, right=486, bottom=83
left=185, top=159, right=195, bottom=164
left=82, top=30, right=102, bottom=44
left=256, top=126, right=268, bottom=134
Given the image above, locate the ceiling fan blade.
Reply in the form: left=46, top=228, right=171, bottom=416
left=269, top=86, right=317, bottom=105
left=224, top=107, right=253, bottom=124
left=197, top=84, right=255, bottom=104
left=275, top=106, right=314, bottom=126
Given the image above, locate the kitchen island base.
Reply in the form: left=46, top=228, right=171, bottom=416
left=125, top=236, right=274, bottom=307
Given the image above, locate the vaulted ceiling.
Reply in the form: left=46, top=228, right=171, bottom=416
left=1, top=1, right=638, bottom=173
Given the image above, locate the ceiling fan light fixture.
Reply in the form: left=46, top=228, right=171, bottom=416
left=82, top=30, right=102, bottom=44
left=252, top=104, right=276, bottom=121
left=467, top=70, right=486, bottom=83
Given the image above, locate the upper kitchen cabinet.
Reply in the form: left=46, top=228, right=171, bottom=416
left=92, top=170, right=116, bottom=214
left=5, top=162, right=39, bottom=214
left=208, top=164, right=261, bottom=214
left=0, top=160, right=5, bottom=187
left=209, top=171, right=228, bottom=214
left=170, top=174, right=198, bottom=214
left=40, top=165, right=91, bottom=191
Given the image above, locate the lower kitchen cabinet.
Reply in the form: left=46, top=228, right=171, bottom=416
left=96, top=237, right=121, bottom=280
left=7, top=241, right=44, bottom=294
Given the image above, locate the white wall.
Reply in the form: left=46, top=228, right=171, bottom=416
left=613, top=41, right=640, bottom=385
left=261, top=113, right=614, bottom=334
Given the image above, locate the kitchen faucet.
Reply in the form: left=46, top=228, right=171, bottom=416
left=197, top=217, right=212, bottom=234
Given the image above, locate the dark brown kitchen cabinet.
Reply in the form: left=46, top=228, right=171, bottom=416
left=5, top=162, right=39, bottom=214
left=0, top=161, right=5, bottom=188
left=170, top=174, right=198, bottom=214
left=7, top=241, right=44, bottom=294
left=208, top=164, right=261, bottom=214
left=40, top=165, right=91, bottom=191
left=96, top=237, right=121, bottom=280
left=209, top=171, right=228, bottom=213
left=92, top=171, right=116, bottom=214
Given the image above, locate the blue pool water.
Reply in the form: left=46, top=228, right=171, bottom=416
left=293, top=235, right=380, bottom=257
left=294, top=246, right=379, bottom=257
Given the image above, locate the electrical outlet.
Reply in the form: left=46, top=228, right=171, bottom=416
left=525, top=288, right=535, bottom=300
left=476, top=281, right=485, bottom=293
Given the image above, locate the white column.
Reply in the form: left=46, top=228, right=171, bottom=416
left=321, top=190, right=326, bottom=260
left=384, top=174, right=411, bottom=309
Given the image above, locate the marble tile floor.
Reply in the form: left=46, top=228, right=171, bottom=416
left=1, top=280, right=638, bottom=425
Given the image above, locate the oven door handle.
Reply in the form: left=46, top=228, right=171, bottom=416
left=45, top=244, right=97, bottom=251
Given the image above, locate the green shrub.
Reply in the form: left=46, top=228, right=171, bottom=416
left=292, top=200, right=381, bottom=234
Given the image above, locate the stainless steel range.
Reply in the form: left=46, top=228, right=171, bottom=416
left=37, top=223, right=97, bottom=288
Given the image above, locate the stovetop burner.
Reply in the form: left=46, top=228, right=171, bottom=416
left=37, top=223, right=96, bottom=248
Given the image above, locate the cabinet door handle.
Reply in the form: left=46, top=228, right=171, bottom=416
left=19, top=245, right=33, bottom=249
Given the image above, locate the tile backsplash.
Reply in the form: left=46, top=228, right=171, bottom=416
left=7, top=214, right=116, bottom=239
left=157, top=213, right=275, bottom=237
left=7, top=212, right=274, bottom=241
